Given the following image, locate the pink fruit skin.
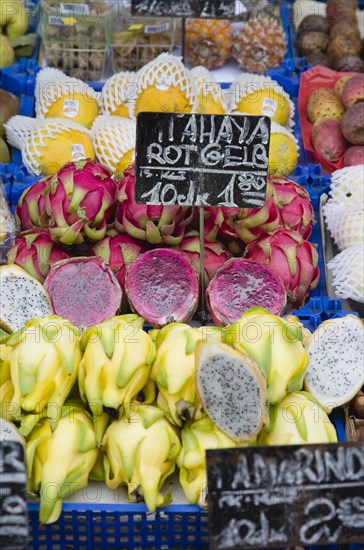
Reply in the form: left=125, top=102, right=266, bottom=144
left=269, top=177, right=314, bottom=239
left=344, top=145, right=364, bottom=166
left=177, top=232, right=232, bottom=284
left=44, top=256, right=122, bottom=329
left=124, top=248, right=199, bottom=328
left=15, top=177, right=50, bottom=231
left=205, top=178, right=314, bottom=244
left=115, top=164, right=194, bottom=246
left=7, top=229, right=70, bottom=282
left=91, top=233, right=147, bottom=289
left=45, top=160, right=116, bottom=245
left=206, top=258, right=287, bottom=326
left=342, top=75, right=364, bottom=108
left=311, top=118, right=347, bottom=162
left=341, top=103, right=364, bottom=145
left=204, top=207, right=240, bottom=241
left=244, top=229, right=320, bottom=306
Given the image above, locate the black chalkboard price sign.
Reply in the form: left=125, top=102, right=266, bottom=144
left=0, top=440, right=28, bottom=549
left=135, top=112, right=271, bottom=209
left=206, top=442, right=364, bottom=549
left=131, top=0, right=238, bottom=19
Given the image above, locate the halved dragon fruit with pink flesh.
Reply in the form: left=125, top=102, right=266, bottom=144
left=177, top=231, right=232, bottom=284
left=124, top=248, right=199, bottom=328
left=15, top=177, right=50, bottom=231
left=206, top=258, right=287, bottom=326
left=44, top=256, right=122, bottom=328
left=115, top=164, right=194, bottom=245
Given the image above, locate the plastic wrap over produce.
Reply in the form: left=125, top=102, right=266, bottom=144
left=0, top=182, right=16, bottom=263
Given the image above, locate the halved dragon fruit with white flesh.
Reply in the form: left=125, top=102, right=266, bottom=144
left=44, top=257, right=122, bottom=329
left=0, top=264, right=53, bottom=333
left=206, top=258, right=286, bottom=326
left=195, top=340, right=268, bottom=442
left=304, top=316, right=364, bottom=412
left=124, top=248, right=199, bottom=328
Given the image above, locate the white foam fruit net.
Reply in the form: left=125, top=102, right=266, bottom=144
left=91, top=115, right=136, bottom=172
left=35, top=67, right=100, bottom=118
left=189, top=66, right=226, bottom=112
left=100, top=71, right=136, bottom=117
left=328, top=244, right=364, bottom=303
left=228, top=73, right=295, bottom=129
left=6, top=117, right=93, bottom=176
left=329, top=165, right=364, bottom=207
left=4, top=115, right=39, bottom=150
left=323, top=201, right=364, bottom=251
left=135, top=53, right=196, bottom=109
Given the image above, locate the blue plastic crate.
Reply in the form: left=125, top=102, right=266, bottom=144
left=11, top=165, right=38, bottom=208
left=0, top=163, right=15, bottom=205
left=25, top=408, right=350, bottom=550
left=322, top=297, right=360, bottom=320
left=291, top=164, right=330, bottom=210
left=0, top=57, right=38, bottom=97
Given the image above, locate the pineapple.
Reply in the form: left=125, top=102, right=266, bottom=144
left=4, top=116, right=94, bottom=176
left=233, top=17, right=287, bottom=74
left=185, top=19, right=233, bottom=70
left=91, top=115, right=135, bottom=177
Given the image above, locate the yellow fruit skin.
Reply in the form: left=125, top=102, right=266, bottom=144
left=236, top=89, right=289, bottom=126
left=110, top=104, right=130, bottom=117
left=195, top=94, right=225, bottom=115
left=45, top=94, right=99, bottom=129
left=135, top=86, right=193, bottom=116
left=27, top=131, right=95, bottom=176
left=115, top=148, right=134, bottom=177
left=268, top=133, right=298, bottom=177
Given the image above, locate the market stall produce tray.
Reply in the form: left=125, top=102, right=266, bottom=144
left=319, top=193, right=363, bottom=318
left=27, top=408, right=348, bottom=550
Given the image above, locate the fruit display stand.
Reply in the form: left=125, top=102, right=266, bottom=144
left=288, top=0, right=364, bottom=66
left=26, top=407, right=348, bottom=550
left=1, top=6, right=363, bottom=550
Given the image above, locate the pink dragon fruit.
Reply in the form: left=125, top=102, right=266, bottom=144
left=15, top=177, right=50, bottom=231
left=91, top=232, right=147, bottom=289
left=7, top=230, right=71, bottom=283
left=270, top=177, right=314, bottom=239
left=115, top=164, right=194, bottom=245
left=244, top=229, right=320, bottom=305
left=234, top=181, right=281, bottom=244
left=206, top=258, right=287, bottom=326
left=204, top=182, right=281, bottom=244
left=124, top=248, right=199, bottom=327
left=177, top=230, right=232, bottom=284
left=44, top=256, right=122, bottom=329
left=204, top=206, right=240, bottom=241
left=44, top=160, right=116, bottom=246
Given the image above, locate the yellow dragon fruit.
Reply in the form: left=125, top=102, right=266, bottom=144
left=226, top=307, right=309, bottom=404
left=26, top=401, right=99, bottom=524
left=102, top=402, right=181, bottom=512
